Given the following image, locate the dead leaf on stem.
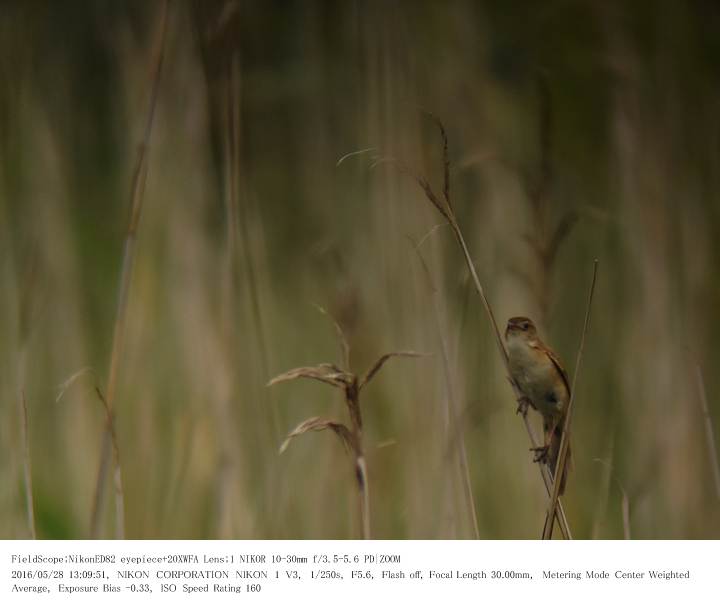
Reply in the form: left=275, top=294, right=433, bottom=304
left=267, top=364, right=353, bottom=389
left=279, top=416, right=355, bottom=455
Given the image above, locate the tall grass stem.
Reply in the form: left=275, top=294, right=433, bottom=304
left=90, top=0, right=169, bottom=539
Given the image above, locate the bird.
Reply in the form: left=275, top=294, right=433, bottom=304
left=505, top=316, right=571, bottom=494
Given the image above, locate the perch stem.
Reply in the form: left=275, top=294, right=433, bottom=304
left=542, top=260, right=598, bottom=539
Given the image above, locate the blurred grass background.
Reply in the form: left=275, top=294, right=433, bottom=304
left=1, top=0, right=719, bottom=539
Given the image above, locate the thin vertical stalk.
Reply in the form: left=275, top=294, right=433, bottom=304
left=620, top=487, right=631, bottom=540
left=347, top=382, right=370, bottom=539
left=695, top=364, right=720, bottom=500
left=17, top=247, right=39, bottom=538
left=224, top=49, right=282, bottom=537
left=590, top=441, right=615, bottom=539
left=19, top=389, right=36, bottom=539
left=215, top=47, right=241, bottom=541
left=542, top=260, right=598, bottom=539
left=90, top=0, right=169, bottom=539
left=95, top=388, right=125, bottom=540
left=591, top=455, right=633, bottom=540
left=415, top=247, right=480, bottom=538
left=356, top=455, right=371, bottom=540
left=226, top=51, right=280, bottom=442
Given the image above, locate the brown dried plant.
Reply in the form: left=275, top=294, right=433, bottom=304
left=268, top=313, right=422, bottom=540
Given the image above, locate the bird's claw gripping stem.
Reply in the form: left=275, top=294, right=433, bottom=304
left=530, top=444, right=550, bottom=464
left=516, top=396, right=533, bottom=416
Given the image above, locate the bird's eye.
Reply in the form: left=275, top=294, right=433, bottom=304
left=521, top=322, right=529, bottom=330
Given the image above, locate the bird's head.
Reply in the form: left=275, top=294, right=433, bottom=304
left=505, top=316, right=538, bottom=341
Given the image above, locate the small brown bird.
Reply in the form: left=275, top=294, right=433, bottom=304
left=505, top=316, right=571, bottom=494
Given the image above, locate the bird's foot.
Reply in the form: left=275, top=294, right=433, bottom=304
left=530, top=445, right=549, bottom=464
left=516, top=396, right=533, bottom=416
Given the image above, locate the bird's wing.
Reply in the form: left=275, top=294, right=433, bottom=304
left=546, top=347, right=571, bottom=397
left=531, top=341, right=571, bottom=397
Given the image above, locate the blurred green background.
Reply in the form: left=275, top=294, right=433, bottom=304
left=1, top=0, right=719, bottom=539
